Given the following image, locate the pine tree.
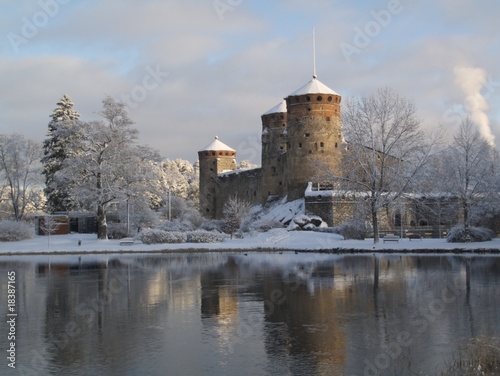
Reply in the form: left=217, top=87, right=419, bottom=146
left=41, top=94, right=81, bottom=212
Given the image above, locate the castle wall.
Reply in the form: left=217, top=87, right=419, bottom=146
left=214, top=168, right=262, bottom=219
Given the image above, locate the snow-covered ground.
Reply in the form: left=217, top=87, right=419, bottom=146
left=0, top=229, right=499, bottom=255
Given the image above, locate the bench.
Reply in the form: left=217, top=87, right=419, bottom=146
left=119, top=238, right=135, bottom=246
left=383, top=234, right=400, bottom=243
left=407, top=233, right=422, bottom=241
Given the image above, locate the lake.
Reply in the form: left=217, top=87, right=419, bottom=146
left=1, top=252, right=499, bottom=376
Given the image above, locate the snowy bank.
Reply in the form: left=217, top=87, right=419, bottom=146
left=0, top=229, right=499, bottom=255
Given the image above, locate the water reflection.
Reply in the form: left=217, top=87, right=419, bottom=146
left=0, top=253, right=499, bottom=376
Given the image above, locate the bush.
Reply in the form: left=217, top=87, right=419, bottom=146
left=0, top=220, right=33, bottom=242
left=186, top=230, right=227, bottom=243
left=107, top=223, right=129, bottom=239
left=244, top=219, right=283, bottom=233
left=161, top=219, right=194, bottom=232
left=447, top=226, right=495, bottom=243
left=332, top=220, right=367, bottom=240
left=137, top=229, right=187, bottom=244
left=201, top=219, right=224, bottom=232
left=440, top=337, right=500, bottom=375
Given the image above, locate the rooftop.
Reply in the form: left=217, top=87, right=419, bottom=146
left=288, top=76, right=339, bottom=96
left=199, top=136, right=235, bottom=152
left=263, top=99, right=287, bottom=115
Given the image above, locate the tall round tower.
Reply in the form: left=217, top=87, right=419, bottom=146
left=261, top=100, right=287, bottom=204
left=285, top=75, right=343, bottom=200
left=198, top=137, right=237, bottom=218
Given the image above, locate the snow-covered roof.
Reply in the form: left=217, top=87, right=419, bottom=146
left=289, top=76, right=339, bottom=96
left=199, top=136, right=235, bottom=152
left=263, top=100, right=287, bottom=115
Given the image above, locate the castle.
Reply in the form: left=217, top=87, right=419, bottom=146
left=198, top=74, right=346, bottom=224
left=197, top=74, right=499, bottom=237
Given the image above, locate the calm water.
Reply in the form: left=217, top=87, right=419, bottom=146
left=0, top=252, right=499, bottom=376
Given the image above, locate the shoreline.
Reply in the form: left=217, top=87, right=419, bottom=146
left=1, top=247, right=499, bottom=257
left=0, top=231, right=499, bottom=257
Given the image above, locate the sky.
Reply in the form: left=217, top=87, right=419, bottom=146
left=1, top=0, right=499, bottom=164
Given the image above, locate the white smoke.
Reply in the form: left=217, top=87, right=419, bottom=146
left=454, top=66, right=495, bottom=145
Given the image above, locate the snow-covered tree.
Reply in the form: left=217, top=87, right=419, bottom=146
left=56, top=96, right=161, bottom=239
left=441, top=117, right=497, bottom=240
left=42, top=94, right=81, bottom=212
left=161, top=159, right=199, bottom=204
left=222, top=196, right=251, bottom=238
left=237, top=160, right=258, bottom=169
left=322, top=88, right=440, bottom=243
left=0, top=134, right=42, bottom=220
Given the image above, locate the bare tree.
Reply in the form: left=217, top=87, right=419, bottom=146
left=0, top=134, right=42, bottom=220
left=441, top=117, right=496, bottom=240
left=323, top=88, right=440, bottom=243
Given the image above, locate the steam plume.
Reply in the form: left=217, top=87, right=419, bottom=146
left=454, top=66, right=495, bottom=145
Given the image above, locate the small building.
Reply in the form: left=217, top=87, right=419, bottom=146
left=35, top=215, right=70, bottom=235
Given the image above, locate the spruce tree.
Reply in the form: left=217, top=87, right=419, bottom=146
left=42, top=94, right=80, bottom=212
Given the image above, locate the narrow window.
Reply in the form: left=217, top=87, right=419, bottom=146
left=320, top=142, right=324, bottom=148
left=326, top=116, right=331, bottom=122
left=299, top=143, right=302, bottom=148
left=305, top=133, right=310, bottom=137
left=335, top=142, right=338, bottom=148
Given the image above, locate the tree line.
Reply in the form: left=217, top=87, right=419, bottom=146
left=0, top=95, right=199, bottom=239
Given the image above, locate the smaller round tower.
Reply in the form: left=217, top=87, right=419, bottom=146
left=261, top=100, right=288, bottom=203
left=198, top=137, right=237, bottom=218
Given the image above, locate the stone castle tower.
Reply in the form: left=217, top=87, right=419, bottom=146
left=198, top=137, right=237, bottom=218
left=261, top=75, right=344, bottom=201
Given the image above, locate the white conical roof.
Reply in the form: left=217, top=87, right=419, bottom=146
left=263, top=100, right=287, bottom=115
left=200, top=136, right=235, bottom=152
left=289, top=76, right=339, bottom=96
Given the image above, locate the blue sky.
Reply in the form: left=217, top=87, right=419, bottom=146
left=1, top=0, right=499, bottom=163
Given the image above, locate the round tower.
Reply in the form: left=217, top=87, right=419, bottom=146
left=198, top=137, right=237, bottom=218
left=285, top=75, right=343, bottom=200
left=261, top=100, right=288, bottom=203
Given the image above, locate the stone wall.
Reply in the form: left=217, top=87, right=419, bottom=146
left=214, top=168, right=262, bottom=218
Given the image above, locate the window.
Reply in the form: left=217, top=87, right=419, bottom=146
left=299, top=143, right=302, bottom=148
left=317, top=96, right=322, bottom=101
left=335, top=142, right=338, bottom=148
left=305, top=133, right=310, bottom=137
left=328, top=96, right=333, bottom=102
left=320, top=142, right=324, bottom=147
left=326, top=117, right=331, bottom=122
left=306, top=96, right=311, bottom=102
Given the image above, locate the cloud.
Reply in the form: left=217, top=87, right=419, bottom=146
left=0, top=0, right=499, bottom=163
